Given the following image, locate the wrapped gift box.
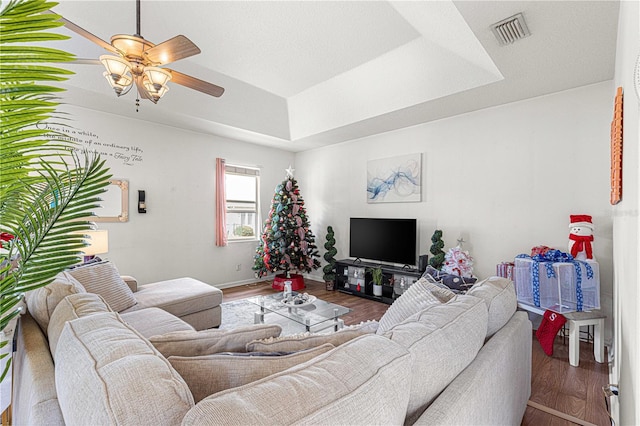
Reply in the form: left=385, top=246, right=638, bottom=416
left=496, top=262, right=515, bottom=280
left=514, top=258, right=600, bottom=313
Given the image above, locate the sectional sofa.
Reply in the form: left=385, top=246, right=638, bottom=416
left=12, top=264, right=532, bottom=425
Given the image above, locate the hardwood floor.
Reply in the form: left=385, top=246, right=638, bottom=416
left=523, top=333, right=611, bottom=426
left=222, top=279, right=612, bottom=426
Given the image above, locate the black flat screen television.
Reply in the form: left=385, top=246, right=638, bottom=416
left=349, top=218, right=417, bottom=266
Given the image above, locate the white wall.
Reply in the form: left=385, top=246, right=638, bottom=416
left=296, top=81, right=615, bottom=342
left=611, top=1, right=640, bottom=424
left=60, top=105, right=295, bottom=287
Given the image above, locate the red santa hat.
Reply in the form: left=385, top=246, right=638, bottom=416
left=569, top=214, right=593, bottom=230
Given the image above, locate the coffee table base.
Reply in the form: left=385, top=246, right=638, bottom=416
left=254, top=308, right=345, bottom=333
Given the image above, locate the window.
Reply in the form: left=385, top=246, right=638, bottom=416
left=225, top=164, right=260, bottom=241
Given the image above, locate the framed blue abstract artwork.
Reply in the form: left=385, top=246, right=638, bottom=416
left=367, top=153, right=421, bottom=203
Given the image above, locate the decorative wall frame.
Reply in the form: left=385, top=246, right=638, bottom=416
left=610, top=87, right=623, bottom=205
left=92, top=179, right=129, bottom=222
left=367, top=153, right=421, bottom=203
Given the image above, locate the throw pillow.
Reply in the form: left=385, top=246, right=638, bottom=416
left=377, top=277, right=455, bottom=335
left=466, top=276, right=517, bottom=338
left=149, top=324, right=282, bottom=358
left=67, top=261, right=137, bottom=312
left=246, top=320, right=378, bottom=352
left=169, top=343, right=335, bottom=402
left=381, top=294, right=488, bottom=424
left=422, top=265, right=477, bottom=291
left=25, top=271, right=86, bottom=335
left=48, top=292, right=112, bottom=360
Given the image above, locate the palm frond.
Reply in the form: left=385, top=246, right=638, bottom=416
left=0, top=0, right=112, bottom=369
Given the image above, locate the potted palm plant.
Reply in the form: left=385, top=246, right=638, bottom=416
left=0, top=0, right=111, bottom=383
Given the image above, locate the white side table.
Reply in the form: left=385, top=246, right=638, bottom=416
left=517, top=302, right=605, bottom=367
left=563, top=310, right=606, bottom=367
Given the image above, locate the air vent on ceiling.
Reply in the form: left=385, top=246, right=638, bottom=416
left=491, top=13, right=530, bottom=46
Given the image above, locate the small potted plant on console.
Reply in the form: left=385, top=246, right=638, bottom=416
left=370, top=266, right=384, bottom=297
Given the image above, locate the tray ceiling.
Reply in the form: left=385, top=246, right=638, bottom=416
left=50, top=0, right=619, bottom=152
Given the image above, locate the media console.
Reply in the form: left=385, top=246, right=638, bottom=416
left=334, top=259, right=423, bottom=305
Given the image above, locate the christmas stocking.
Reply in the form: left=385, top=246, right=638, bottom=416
left=536, top=310, right=567, bottom=356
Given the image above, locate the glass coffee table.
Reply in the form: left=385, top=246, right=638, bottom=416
left=247, top=292, right=351, bottom=333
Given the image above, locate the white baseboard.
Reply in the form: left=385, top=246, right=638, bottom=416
left=608, top=354, right=619, bottom=426
left=215, top=278, right=267, bottom=289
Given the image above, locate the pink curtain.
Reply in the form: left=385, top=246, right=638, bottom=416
left=215, top=158, right=227, bottom=246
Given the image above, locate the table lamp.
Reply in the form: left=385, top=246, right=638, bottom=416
left=80, top=230, right=109, bottom=262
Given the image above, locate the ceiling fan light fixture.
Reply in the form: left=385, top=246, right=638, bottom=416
left=102, top=71, right=133, bottom=97
left=144, top=80, right=169, bottom=102
left=111, top=34, right=154, bottom=59
left=144, top=67, right=172, bottom=89
left=63, top=0, right=224, bottom=105
left=99, top=54, right=132, bottom=79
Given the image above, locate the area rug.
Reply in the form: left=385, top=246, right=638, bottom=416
left=218, top=299, right=337, bottom=336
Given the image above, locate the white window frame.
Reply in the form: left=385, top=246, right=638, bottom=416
left=225, top=164, right=260, bottom=242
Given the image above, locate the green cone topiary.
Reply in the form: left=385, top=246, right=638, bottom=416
left=323, top=226, right=337, bottom=283
left=429, top=229, right=446, bottom=269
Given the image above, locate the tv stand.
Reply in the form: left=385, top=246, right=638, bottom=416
left=334, top=259, right=423, bottom=305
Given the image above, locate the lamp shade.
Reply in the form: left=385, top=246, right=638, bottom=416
left=144, top=79, right=169, bottom=100
left=144, top=67, right=172, bottom=89
left=100, top=55, right=132, bottom=79
left=103, top=71, right=133, bottom=95
left=80, top=230, right=109, bottom=256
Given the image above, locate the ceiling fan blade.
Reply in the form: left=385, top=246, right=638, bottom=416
left=48, top=11, right=118, bottom=54
left=144, top=35, right=201, bottom=65
left=72, top=58, right=102, bottom=65
left=168, top=69, right=225, bottom=98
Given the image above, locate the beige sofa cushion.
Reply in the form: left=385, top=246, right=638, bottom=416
left=12, top=313, right=65, bottom=426
left=467, top=276, right=517, bottom=338
left=25, top=271, right=86, bottom=335
left=246, top=320, right=378, bottom=352
left=55, top=312, right=194, bottom=425
left=182, top=334, right=412, bottom=426
left=122, top=277, right=223, bottom=318
left=48, top=293, right=112, bottom=360
left=382, top=294, right=488, bottom=424
left=120, top=307, right=195, bottom=338
left=170, top=344, right=335, bottom=402
left=149, top=324, right=282, bottom=358
left=67, top=261, right=137, bottom=312
left=377, top=277, right=455, bottom=334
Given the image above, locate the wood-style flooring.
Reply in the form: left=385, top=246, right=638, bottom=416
left=222, top=279, right=611, bottom=426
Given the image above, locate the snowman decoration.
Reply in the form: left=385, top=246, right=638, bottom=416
left=568, top=215, right=595, bottom=261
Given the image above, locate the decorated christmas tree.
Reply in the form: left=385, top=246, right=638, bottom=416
left=442, top=238, right=474, bottom=278
left=253, top=167, right=321, bottom=279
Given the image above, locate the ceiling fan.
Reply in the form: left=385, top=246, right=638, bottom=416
left=56, top=0, right=224, bottom=105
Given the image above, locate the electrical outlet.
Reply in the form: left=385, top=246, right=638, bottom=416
left=235, top=264, right=241, bottom=271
